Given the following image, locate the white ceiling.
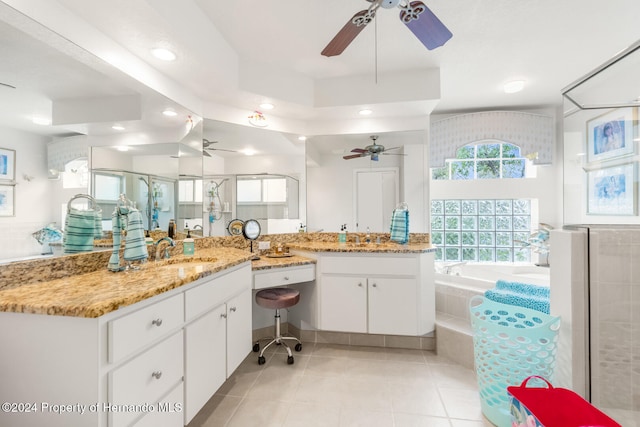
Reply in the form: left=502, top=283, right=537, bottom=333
left=2, top=0, right=640, bottom=151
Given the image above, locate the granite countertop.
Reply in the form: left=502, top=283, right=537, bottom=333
left=251, top=254, right=316, bottom=271
left=0, top=234, right=430, bottom=319
left=0, top=248, right=254, bottom=318
left=287, top=241, right=437, bottom=253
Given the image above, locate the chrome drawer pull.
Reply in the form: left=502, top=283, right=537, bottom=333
left=229, top=307, right=237, bottom=312
left=283, top=276, right=289, bottom=280
left=358, top=283, right=363, bottom=287
left=151, top=318, right=163, bottom=327
left=220, top=313, right=227, bottom=319
left=151, top=371, right=162, bottom=380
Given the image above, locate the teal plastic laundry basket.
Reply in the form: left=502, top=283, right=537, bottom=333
left=469, top=295, right=560, bottom=427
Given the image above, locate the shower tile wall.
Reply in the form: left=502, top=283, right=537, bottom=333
left=589, top=227, right=640, bottom=422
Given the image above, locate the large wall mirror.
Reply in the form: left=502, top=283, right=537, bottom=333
left=305, top=130, right=429, bottom=235
left=0, top=4, right=201, bottom=261
left=202, top=119, right=306, bottom=236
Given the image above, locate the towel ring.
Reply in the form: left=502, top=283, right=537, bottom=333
left=117, top=194, right=135, bottom=214
left=67, top=194, right=98, bottom=213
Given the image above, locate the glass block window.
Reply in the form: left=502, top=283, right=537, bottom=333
left=431, top=199, right=532, bottom=262
left=432, top=142, right=527, bottom=180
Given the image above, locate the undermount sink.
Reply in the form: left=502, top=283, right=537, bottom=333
left=144, top=256, right=218, bottom=274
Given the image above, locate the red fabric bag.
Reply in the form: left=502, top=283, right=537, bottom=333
left=507, top=376, right=621, bottom=427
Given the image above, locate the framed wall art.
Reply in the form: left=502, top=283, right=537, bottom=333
left=0, top=148, right=15, bottom=181
left=0, top=184, right=15, bottom=217
left=587, top=163, right=636, bottom=215
left=587, top=107, right=635, bottom=163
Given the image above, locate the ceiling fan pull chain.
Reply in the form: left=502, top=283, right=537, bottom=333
left=374, top=15, right=378, bottom=84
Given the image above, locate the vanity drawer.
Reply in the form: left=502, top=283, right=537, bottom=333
left=108, top=293, right=184, bottom=363
left=109, top=331, right=183, bottom=427
left=253, top=264, right=316, bottom=289
left=132, top=383, right=183, bottom=427
left=185, top=265, right=251, bottom=321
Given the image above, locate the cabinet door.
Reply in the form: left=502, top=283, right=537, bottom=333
left=368, top=277, right=418, bottom=336
left=226, top=288, right=252, bottom=376
left=184, top=304, right=226, bottom=424
left=320, top=275, right=367, bottom=333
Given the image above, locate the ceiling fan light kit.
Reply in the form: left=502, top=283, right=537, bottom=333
left=321, top=0, right=452, bottom=57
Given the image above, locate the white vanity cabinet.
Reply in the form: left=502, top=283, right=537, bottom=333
left=0, top=262, right=252, bottom=427
left=313, top=252, right=434, bottom=336
left=184, top=267, right=252, bottom=424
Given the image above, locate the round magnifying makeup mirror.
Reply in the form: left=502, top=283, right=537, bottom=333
left=242, top=219, right=261, bottom=259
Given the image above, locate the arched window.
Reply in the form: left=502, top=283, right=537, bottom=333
left=432, top=142, right=529, bottom=180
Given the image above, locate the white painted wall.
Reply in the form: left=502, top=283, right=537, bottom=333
left=0, top=127, right=54, bottom=260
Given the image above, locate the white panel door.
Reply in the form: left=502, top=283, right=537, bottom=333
left=356, top=170, right=397, bottom=232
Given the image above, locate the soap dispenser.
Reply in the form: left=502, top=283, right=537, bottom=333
left=144, top=230, right=153, bottom=247
left=183, top=228, right=195, bottom=256
left=338, top=224, right=347, bottom=243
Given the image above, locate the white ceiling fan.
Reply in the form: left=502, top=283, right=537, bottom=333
left=342, top=135, right=405, bottom=161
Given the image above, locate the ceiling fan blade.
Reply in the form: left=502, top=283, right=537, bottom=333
left=351, top=148, right=368, bottom=153
left=383, top=146, right=401, bottom=151
left=400, top=1, right=452, bottom=50
left=343, top=153, right=367, bottom=160
left=203, top=150, right=211, bottom=157
left=207, top=148, right=237, bottom=153
left=321, top=9, right=372, bottom=57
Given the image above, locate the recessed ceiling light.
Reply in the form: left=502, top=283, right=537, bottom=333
left=259, top=103, right=274, bottom=110
left=32, top=117, right=51, bottom=125
left=298, top=136, right=307, bottom=141
left=151, top=48, right=176, bottom=61
left=504, top=80, right=525, bottom=94
left=162, top=108, right=178, bottom=117
left=116, top=146, right=129, bottom=152
left=241, top=148, right=257, bottom=156
left=112, top=124, right=125, bottom=131
left=359, top=109, right=373, bottom=116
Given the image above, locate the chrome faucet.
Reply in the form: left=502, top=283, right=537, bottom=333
left=192, top=224, right=203, bottom=230
left=442, top=261, right=466, bottom=275
left=154, top=237, right=175, bottom=261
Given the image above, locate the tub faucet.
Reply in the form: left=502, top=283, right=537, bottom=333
left=154, top=237, right=175, bottom=261
left=443, top=261, right=466, bottom=275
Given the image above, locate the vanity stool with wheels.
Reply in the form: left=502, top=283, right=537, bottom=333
left=253, top=287, right=303, bottom=365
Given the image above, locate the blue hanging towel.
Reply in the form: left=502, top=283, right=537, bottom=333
left=123, top=209, right=149, bottom=262
left=390, top=205, right=409, bottom=244
left=63, top=208, right=95, bottom=253
left=108, top=209, right=123, bottom=272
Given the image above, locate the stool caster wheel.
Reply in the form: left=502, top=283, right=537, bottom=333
left=253, top=343, right=260, bottom=352
left=295, top=343, right=302, bottom=352
left=287, top=355, right=294, bottom=365
left=258, top=356, right=266, bottom=365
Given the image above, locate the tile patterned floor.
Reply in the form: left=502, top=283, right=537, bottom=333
left=187, top=343, right=495, bottom=427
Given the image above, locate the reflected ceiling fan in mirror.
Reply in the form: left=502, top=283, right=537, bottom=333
left=203, top=138, right=237, bottom=157
left=321, top=0, right=452, bottom=57
left=343, top=135, right=405, bottom=161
